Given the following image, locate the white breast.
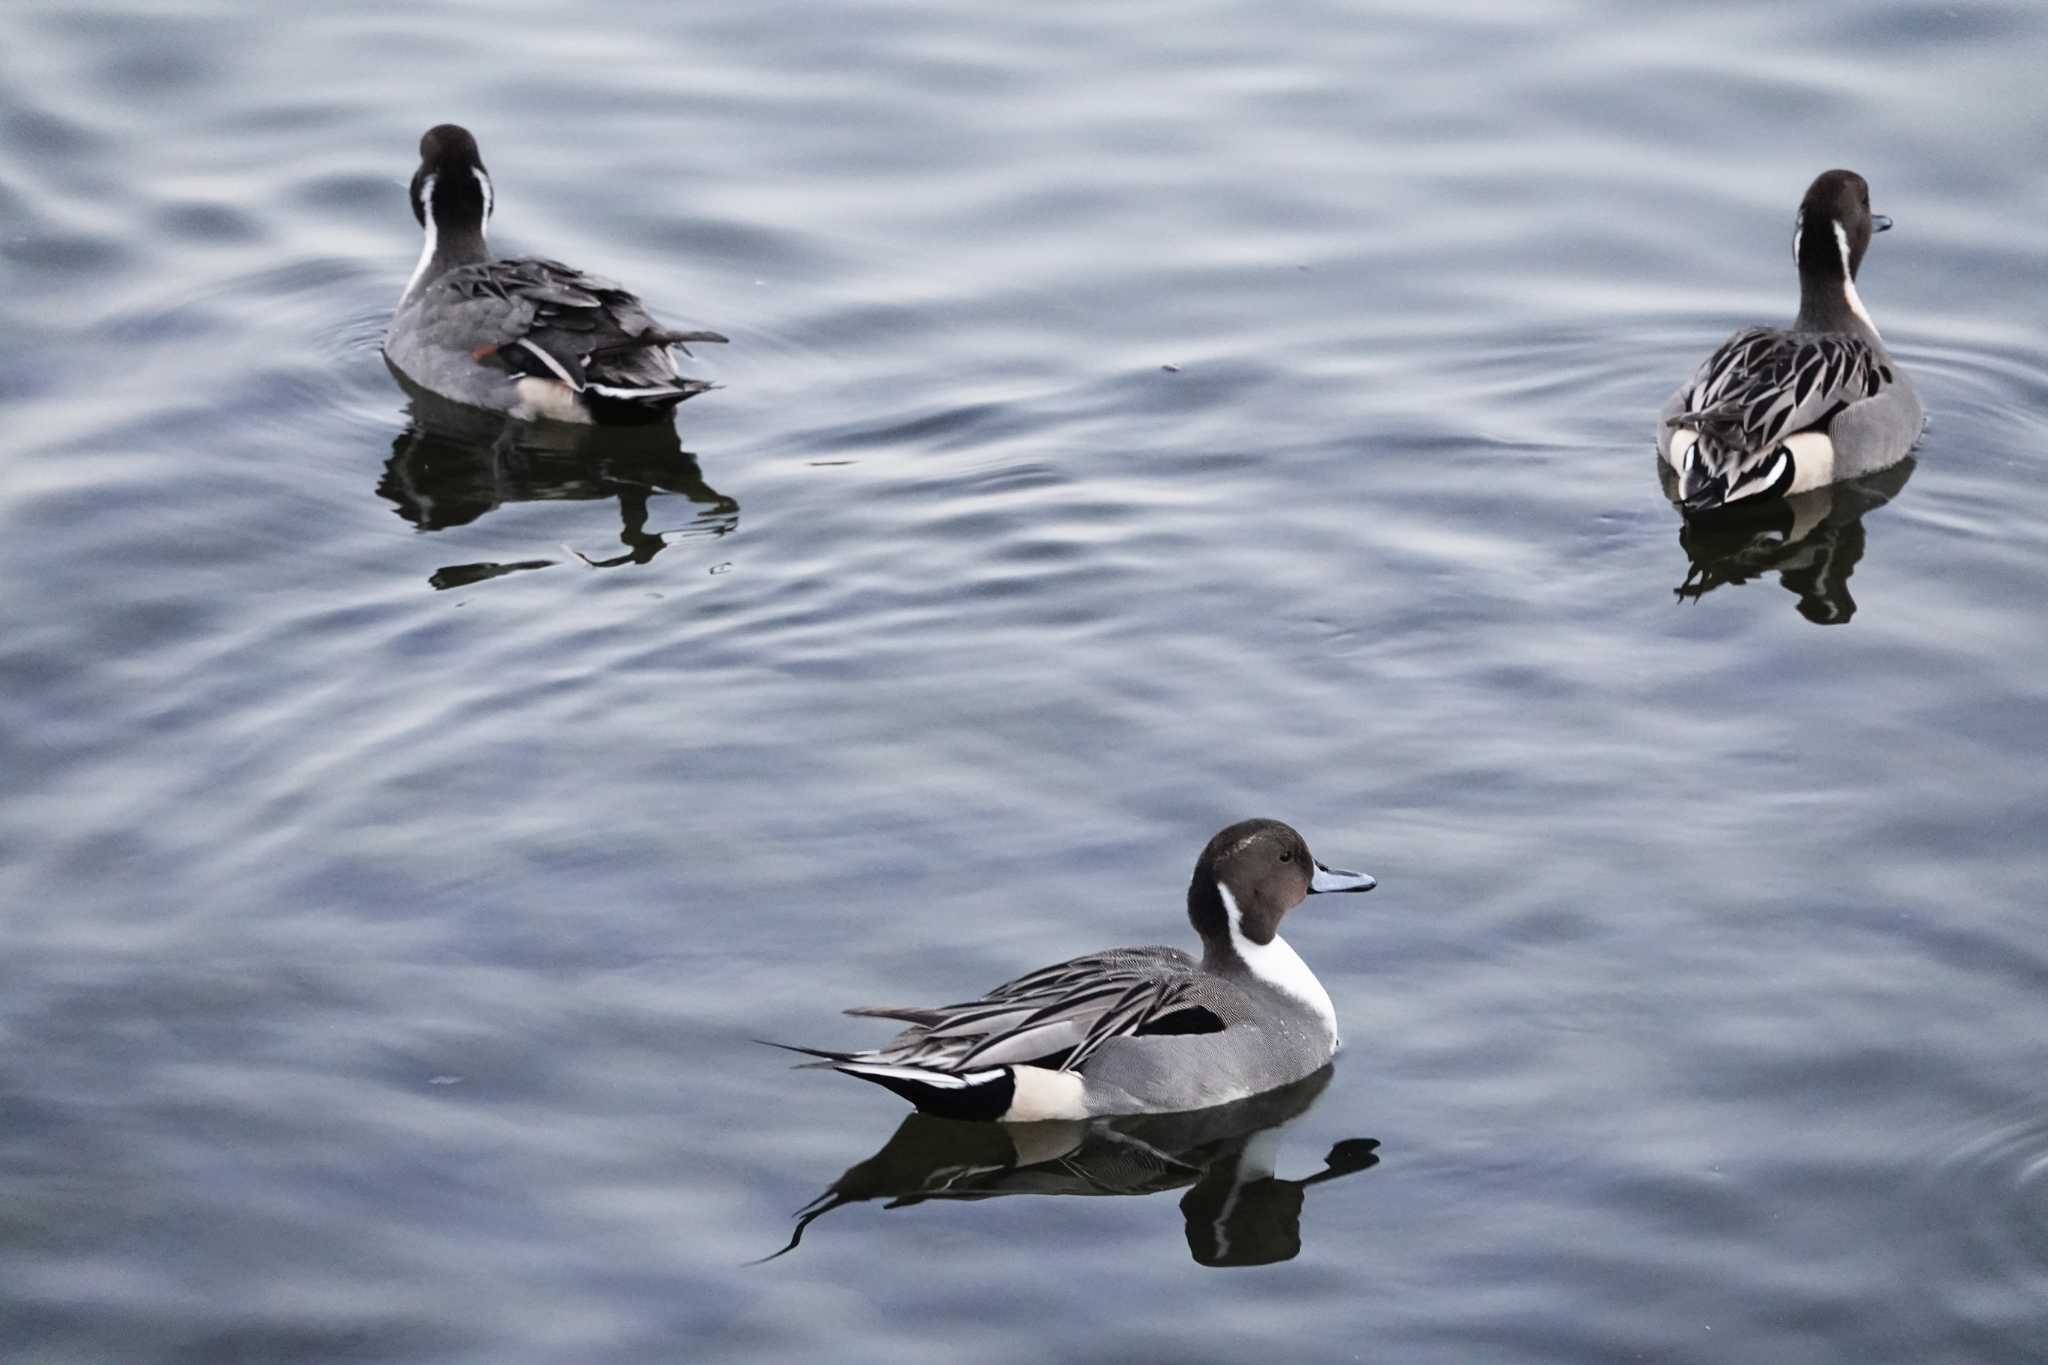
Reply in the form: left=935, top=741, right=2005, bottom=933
left=1217, top=883, right=1341, bottom=1044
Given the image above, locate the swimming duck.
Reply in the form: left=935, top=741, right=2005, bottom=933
left=1659, top=169, right=1922, bottom=512
left=782, top=819, right=1376, bottom=1122
left=384, top=124, right=726, bottom=425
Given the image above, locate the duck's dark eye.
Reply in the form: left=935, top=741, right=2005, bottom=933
left=1279, top=851, right=1294, bottom=863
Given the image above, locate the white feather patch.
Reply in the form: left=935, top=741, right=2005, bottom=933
left=586, top=382, right=685, bottom=400
left=402, top=173, right=439, bottom=302
left=514, top=339, right=581, bottom=388
left=1781, top=429, right=1836, bottom=494
left=473, top=167, right=493, bottom=233
left=1003, top=1065, right=1088, bottom=1121
left=1724, top=449, right=1791, bottom=503
left=838, top=1062, right=1004, bottom=1090
left=1217, top=883, right=1340, bottom=1046
left=1667, top=427, right=1698, bottom=471
left=511, top=377, right=592, bottom=424
left=1832, top=221, right=1879, bottom=336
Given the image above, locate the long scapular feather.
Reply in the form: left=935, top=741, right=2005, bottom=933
left=1063, top=978, right=1179, bottom=1072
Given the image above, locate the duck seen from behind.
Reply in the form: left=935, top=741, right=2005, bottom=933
left=781, top=819, right=1376, bottom=1122
left=384, top=124, right=726, bottom=425
left=1658, top=169, right=1922, bottom=513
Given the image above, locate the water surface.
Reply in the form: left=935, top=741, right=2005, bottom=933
left=3, top=1, right=2046, bottom=1361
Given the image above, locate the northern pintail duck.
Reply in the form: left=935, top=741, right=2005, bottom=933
left=384, top=124, right=726, bottom=425
left=782, top=819, right=1376, bottom=1122
left=1659, top=169, right=1922, bottom=513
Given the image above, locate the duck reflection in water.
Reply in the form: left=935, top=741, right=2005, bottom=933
left=1662, top=458, right=1914, bottom=625
left=379, top=375, right=738, bottom=589
left=762, top=1066, right=1378, bottom=1268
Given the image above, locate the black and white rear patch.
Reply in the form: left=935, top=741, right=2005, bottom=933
left=839, top=1062, right=1016, bottom=1121
left=1725, top=447, right=1796, bottom=503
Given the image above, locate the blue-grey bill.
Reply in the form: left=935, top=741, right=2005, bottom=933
left=1310, top=861, right=1376, bottom=894
left=1872, top=214, right=1894, bottom=232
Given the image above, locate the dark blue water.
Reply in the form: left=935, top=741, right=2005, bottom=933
left=3, top=2, right=2046, bottom=1361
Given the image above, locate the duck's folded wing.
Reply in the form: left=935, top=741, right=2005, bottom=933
left=842, top=947, right=1217, bottom=1073
left=983, top=944, right=1198, bottom=999
left=448, top=257, right=726, bottom=399
left=1667, top=327, right=1893, bottom=502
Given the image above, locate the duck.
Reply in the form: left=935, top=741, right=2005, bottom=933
left=384, top=124, right=726, bottom=425
left=1658, top=169, right=1922, bottom=513
left=777, top=819, right=1376, bottom=1122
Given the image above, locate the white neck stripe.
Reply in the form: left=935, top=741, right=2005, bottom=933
left=1832, top=220, right=1879, bottom=335
left=1216, top=882, right=1339, bottom=1042
left=472, top=167, right=492, bottom=237
left=403, top=173, right=439, bottom=302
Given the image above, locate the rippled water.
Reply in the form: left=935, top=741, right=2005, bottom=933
left=3, top=1, right=2046, bottom=1361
